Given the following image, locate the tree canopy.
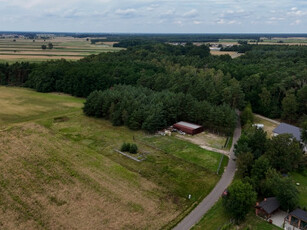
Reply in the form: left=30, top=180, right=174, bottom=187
left=222, top=180, right=256, bottom=222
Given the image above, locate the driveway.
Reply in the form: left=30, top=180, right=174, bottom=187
left=270, top=210, right=287, bottom=228
left=173, top=116, right=241, bottom=230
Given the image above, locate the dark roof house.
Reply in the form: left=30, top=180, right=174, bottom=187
left=285, top=208, right=307, bottom=230
left=173, top=121, right=203, bottom=135
left=255, top=197, right=280, bottom=219
left=273, top=123, right=302, bottom=142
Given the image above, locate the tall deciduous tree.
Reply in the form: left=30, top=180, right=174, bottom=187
left=261, top=169, right=299, bottom=211
left=301, top=119, right=307, bottom=145
left=282, top=91, right=298, bottom=122
left=223, top=180, right=256, bottom=222
left=251, top=156, right=270, bottom=188
left=241, top=103, right=254, bottom=126
left=237, top=152, right=254, bottom=177
left=265, top=134, right=303, bottom=173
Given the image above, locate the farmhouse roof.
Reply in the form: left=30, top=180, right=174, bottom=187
left=175, top=121, right=202, bottom=130
left=257, top=197, right=280, bottom=214
left=290, top=209, right=307, bottom=222
left=273, top=123, right=302, bottom=142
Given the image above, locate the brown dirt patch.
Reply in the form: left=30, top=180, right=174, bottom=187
left=210, top=51, right=243, bottom=58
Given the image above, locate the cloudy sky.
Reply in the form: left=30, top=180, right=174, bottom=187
left=0, top=0, right=306, bottom=33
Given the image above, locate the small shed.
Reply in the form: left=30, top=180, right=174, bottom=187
left=255, top=197, right=280, bottom=219
left=173, top=121, right=203, bottom=135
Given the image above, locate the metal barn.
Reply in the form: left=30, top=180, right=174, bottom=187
left=173, top=121, right=204, bottom=135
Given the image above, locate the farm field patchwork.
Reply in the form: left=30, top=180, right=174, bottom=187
left=0, top=87, right=225, bottom=229
left=218, top=38, right=307, bottom=46
left=0, top=37, right=123, bottom=63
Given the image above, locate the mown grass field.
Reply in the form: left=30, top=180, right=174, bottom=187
left=0, top=37, right=123, bottom=63
left=290, top=170, right=307, bottom=208
left=192, top=199, right=282, bottom=230
left=0, top=86, right=226, bottom=229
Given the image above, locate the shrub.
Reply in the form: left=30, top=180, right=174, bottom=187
left=129, top=144, right=138, bottom=154
left=120, top=143, right=130, bottom=152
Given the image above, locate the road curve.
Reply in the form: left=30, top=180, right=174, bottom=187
left=173, top=117, right=241, bottom=230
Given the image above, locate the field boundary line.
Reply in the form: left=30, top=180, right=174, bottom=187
left=114, top=149, right=143, bottom=162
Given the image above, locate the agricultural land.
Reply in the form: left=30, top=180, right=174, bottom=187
left=0, top=37, right=122, bottom=63
left=0, top=86, right=227, bottom=229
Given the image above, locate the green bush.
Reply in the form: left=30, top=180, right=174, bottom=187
left=120, top=143, right=130, bottom=152
left=129, top=144, right=138, bottom=154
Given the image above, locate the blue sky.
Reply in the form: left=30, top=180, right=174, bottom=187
left=0, top=0, right=306, bottom=33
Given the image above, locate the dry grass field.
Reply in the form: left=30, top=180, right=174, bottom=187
left=175, top=132, right=227, bottom=150
left=0, top=37, right=123, bottom=63
left=210, top=50, right=243, bottom=58
left=0, top=86, right=225, bottom=229
left=254, top=115, right=279, bottom=138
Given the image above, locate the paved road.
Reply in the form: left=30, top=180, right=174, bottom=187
left=173, top=118, right=241, bottom=230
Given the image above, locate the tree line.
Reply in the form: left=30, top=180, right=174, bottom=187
left=83, top=85, right=237, bottom=134
left=0, top=42, right=306, bottom=129
left=210, top=45, right=307, bottom=124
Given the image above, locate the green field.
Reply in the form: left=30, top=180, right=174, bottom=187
left=290, top=170, right=307, bottom=208
left=0, top=37, right=123, bottom=63
left=192, top=199, right=282, bottom=230
left=0, top=86, right=226, bottom=229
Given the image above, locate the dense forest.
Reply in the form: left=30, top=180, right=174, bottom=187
left=0, top=42, right=306, bottom=133
left=83, top=85, right=236, bottom=134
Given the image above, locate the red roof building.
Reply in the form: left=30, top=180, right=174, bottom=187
left=173, top=121, right=204, bottom=135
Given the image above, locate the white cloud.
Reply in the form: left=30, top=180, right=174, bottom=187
left=228, top=20, right=238, bottom=24
left=162, top=9, right=175, bottom=16
left=115, top=8, right=137, bottom=16
left=217, top=19, right=225, bottom=24
left=291, top=19, right=302, bottom=25
left=0, top=0, right=306, bottom=33
left=183, top=9, right=198, bottom=18
left=269, top=17, right=285, bottom=21
left=193, top=20, right=202, bottom=24
left=287, top=7, right=307, bottom=16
